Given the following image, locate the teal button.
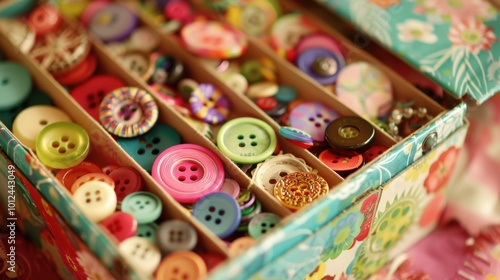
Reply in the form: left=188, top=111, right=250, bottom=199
left=0, top=0, right=35, bottom=17
left=0, top=89, right=53, bottom=130
left=274, top=86, right=297, bottom=104
left=136, top=223, right=158, bottom=244
left=0, top=62, right=32, bottom=111
left=248, top=212, right=281, bottom=239
left=122, top=191, right=162, bottom=224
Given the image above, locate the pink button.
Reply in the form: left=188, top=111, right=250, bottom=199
left=99, top=211, right=138, bottom=243
left=109, top=166, right=143, bottom=201
left=152, top=144, right=224, bottom=204
left=220, top=178, right=241, bottom=199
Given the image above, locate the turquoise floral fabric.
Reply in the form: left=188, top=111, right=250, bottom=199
left=317, top=0, right=500, bottom=104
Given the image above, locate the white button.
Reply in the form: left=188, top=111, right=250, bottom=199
left=12, top=105, right=72, bottom=151
left=246, top=82, right=278, bottom=99
left=221, top=72, right=248, bottom=95
left=119, top=51, right=152, bottom=80
left=129, top=27, right=159, bottom=53
left=118, top=236, right=161, bottom=276
left=73, top=181, right=117, bottom=222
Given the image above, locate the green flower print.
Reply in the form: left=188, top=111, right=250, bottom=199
left=321, top=212, right=364, bottom=261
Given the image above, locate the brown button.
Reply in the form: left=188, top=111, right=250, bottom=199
left=311, top=56, right=338, bottom=76
left=325, top=116, right=375, bottom=155
left=319, top=149, right=364, bottom=177
left=273, top=172, right=329, bottom=211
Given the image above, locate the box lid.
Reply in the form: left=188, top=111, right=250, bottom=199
left=315, top=0, right=500, bottom=104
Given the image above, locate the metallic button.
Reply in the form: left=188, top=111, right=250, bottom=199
left=422, top=132, right=438, bottom=153
left=311, top=56, right=338, bottom=76
left=273, top=172, right=329, bottom=211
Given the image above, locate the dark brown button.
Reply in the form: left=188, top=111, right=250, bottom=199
left=324, top=116, right=375, bottom=155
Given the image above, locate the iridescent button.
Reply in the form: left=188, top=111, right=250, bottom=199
left=289, top=102, right=339, bottom=142
left=324, top=116, right=375, bottom=155
left=248, top=213, right=281, bottom=239
left=36, top=122, right=89, bottom=169
left=155, top=251, right=207, bottom=280
left=156, top=220, right=197, bottom=253
left=319, top=149, right=364, bottom=176
left=121, top=191, right=162, bottom=224
left=99, top=211, right=138, bottom=243
left=193, top=192, right=241, bottom=238
left=217, top=117, right=277, bottom=164
left=99, top=87, right=158, bottom=138
left=89, top=3, right=138, bottom=43
left=0, top=62, right=32, bottom=111
left=118, top=236, right=161, bottom=276
left=273, top=172, right=329, bottom=211
left=73, top=181, right=117, bottom=222
left=152, top=144, right=224, bottom=204
left=109, top=166, right=143, bottom=201
left=189, top=83, right=230, bottom=125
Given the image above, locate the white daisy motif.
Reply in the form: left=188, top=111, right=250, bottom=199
left=488, top=59, right=500, bottom=82
left=397, top=19, right=438, bottom=44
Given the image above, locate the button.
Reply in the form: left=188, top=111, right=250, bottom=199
left=296, top=48, right=344, bottom=85
left=189, top=83, right=230, bottom=125
left=129, top=27, right=160, bottom=53
left=36, top=122, right=90, bottom=169
left=264, top=102, right=287, bottom=118
left=99, top=211, right=138, bottom=243
left=193, top=192, right=241, bottom=238
left=248, top=213, right=281, bottom=239
left=246, top=82, right=278, bottom=99
left=119, top=50, right=154, bottom=81
left=121, top=191, right=162, bottom=224
left=240, top=59, right=263, bottom=84
left=151, top=55, right=185, bottom=86
left=255, top=96, right=278, bottom=111
left=324, top=116, right=375, bottom=155
left=13, top=105, right=72, bottom=151
left=286, top=138, right=314, bottom=149
left=0, top=0, right=36, bottom=17
left=53, top=52, right=97, bottom=86
left=136, top=223, right=158, bottom=243
left=73, top=181, right=117, bottom=222
left=152, top=144, right=225, bottom=204
left=57, top=0, right=89, bottom=18
left=156, top=220, right=197, bottom=253
left=0, top=19, right=35, bottom=54
left=89, top=3, right=138, bottom=43
left=289, top=102, right=339, bottom=142
left=164, top=0, right=192, bottom=21
left=184, top=116, right=213, bottom=141
left=70, top=75, right=125, bottom=121
left=362, top=145, right=387, bottom=163
left=229, top=236, right=256, bottom=256
left=99, top=87, right=159, bottom=138
left=181, top=20, right=248, bottom=59
left=178, top=78, right=199, bottom=101
left=279, top=126, right=313, bottom=143
left=71, top=172, right=115, bottom=194
left=155, top=251, right=207, bottom=280
left=199, top=252, right=225, bottom=272
left=220, top=72, right=248, bottom=95
left=0, top=62, right=32, bottom=111
left=274, top=86, right=297, bottom=104
left=217, top=117, right=277, bottom=164
left=273, top=172, right=329, bottom=211
left=118, top=236, right=161, bottom=276
left=117, top=123, right=181, bottom=172
left=227, top=0, right=278, bottom=36
left=336, top=62, right=393, bottom=119
left=295, top=33, right=345, bottom=61
left=109, top=166, right=143, bottom=201
left=27, top=5, right=61, bottom=36
left=251, top=153, right=311, bottom=194
left=102, top=164, right=120, bottom=175
left=56, top=161, right=102, bottom=191
left=318, top=149, right=364, bottom=176
left=219, top=178, right=241, bottom=199
left=270, top=13, right=317, bottom=56
left=81, top=1, right=109, bottom=27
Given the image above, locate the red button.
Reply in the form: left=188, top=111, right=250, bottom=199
left=109, top=166, right=143, bottom=201
left=199, top=252, right=225, bottom=272
left=164, top=0, right=192, bottom=22
left=54, top=53, right=97, bottom=86
left=363, top=145, right=387, bottom=163
left=56, top=161, right=102, bottom=191
left=319, top=149, right=364, bottom=176
left=99, top=211, right=138, bottom=243
left=256, top=96, right=277, bottom=111
left=28, top=5, right=62, bottom=36
left=102, top=164, right=120, bottom=175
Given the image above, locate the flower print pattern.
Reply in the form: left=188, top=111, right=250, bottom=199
left=415, top=0, right=496, bottom=22
left=321, top=212, right=364, bottom=261
left=76, top=250, right=114, bottom=280
left=397, top=19, right=438, bottom=43
left=424, top=146, right=459, bottom=193
left=419, top=192, right=446, bottom=227
left=369, top=0, right=400, bottom=9
left=353, top=192, right=379, bottom=245
left=488, top=59, right=500, bottom=82
left=448, top=19, right=497, bottom=55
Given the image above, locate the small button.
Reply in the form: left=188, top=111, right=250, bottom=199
left=36, top=122, right=90, bottom=169
left=136, top=223, right=158, bottom=243
left=296, top=48, right=344, bottom=85
left=102, top=164, right=120, bottom=175
left=273, top=172, right=329, bottom=211
left=109, top=166, right=143, bottom=201
left=57, top=0, right=89, bottom=18
left=240, top=59, right=263, bottom=84
left=289, top=102, right=339, bottom=142
left=151, top=55, right=185, bottom=86
left=89, top=3, right=138, bottom=43
left=274, top=86, right=297, bottom=104
left=71, top=172, right=115, bottom=194
left=178, top=78, right=199, bottom=101
left=246, top=82, right=278, bottom=99
left=285, top=138, right=314, bottom=149
left=129, top=27, right=160, bottom=53
left=324, top=116, right=375, bottom=155
left=121, top=191, right=162, bottom=225
left=184, top=116, right=213, bottom=141
left=73, top=181, right=117, bottom=222
left=238, top=1, right=277, bottom=36
left=319, top=149, right=364, bottom=176
left=256, top=96, right=278, bottom=111
left=217, top=117, right=277, bottom=164
left=0, top=62, right=32, bottom=111
left=193, top=192, right=241, bottom=238
left=99, top=87, right=159, bottom=138
left=156, top=220, right=197, bottom=253
left=155, top=251, right=207, bottom=280
left=248, top=213, right=281, bottom=239
left=152, top=144, right=225, bottom=204
left=229, top=236, right=256, bottom=256
left=81, top=1, right=109, bottom=27
left=363, top=145, right=387, bottom=163
left=56, top=161, right=101, bottom=191
left=219, top=178, right=241, bottom=199
left=279, top=126, right=313, bottom=143
left=99, top=211, right=138, bottom=243
left=189, top=83, right=230, bottom=125
left=27, top=5, right=61, bottom=36
left=12, top=105, right=71, bottom=151
left=119, top=50, right=154, bottom=81
left=220, top=72, right=248, bottom=95
left=118, top=236, right=161, bottom=276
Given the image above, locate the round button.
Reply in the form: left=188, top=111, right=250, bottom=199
left=274, top=86, right=297, bottom=104
left=118, top=236, right=161, bottom=276
left=256, top=96, right=278, bottom=111
left=231, top=0, right=278, bottom=36
left=99, top=211, right=138, bottom=243
left=136, top=223, right=157, bottom=243
left=152, top=144, right=225, bottom=204
left=319, top=149, right=364, bottom=176
left=289, top=102, right=339, bottom=142
left=219, top=178, right=241, bottom=199
left=189, top=83, right=230, bottom=125
left=27, top=5, right=61, bottom=36
left=164, top=0, right=192, bottom=21
left=56, top=161, right=101, bottom=191
left=295, top=33, right=345, bottom=60
left=109, top=166, right=143, bottom=201
left=217, top=117, right=277, bottom=164
left=199, top=252, right=225, bottom=272
left=129, top=27, right=160, bottom=53
left=193, top=192, right=241, bottom=238
left=53, top=52, right=97, bottom=86
left=273, top=172, right=329, bottom=211
left=151, top=55, right=185, bottom=86
left=363, top=145, right=387, bottom=163
left=102, top=164, right=120, bottom=175
left=57, top=0, right=89, bottom=18
left=229, top=236, right=256, bottom=256
left=270, top=13, right=317, bottom=55
left=248, top=213, right=281, bottom=239
left=89, top=3, right=138, bottom=43
left=100, top=87, right=159, bottom=138
left=279, top=126, right=313, bottom=143
left=120, top=50, right=154, bottom=81
left=296, top=48, right=344, bottom=85
left=240, top=59, right=263, bottom=84
left=0, top=62, right=32, bottom=111
left=81, top=1, right=109, bottom=27
left=73, top=181, right=117, bottom=222
left=71, top=172, right=115, bottom=194
left=324, top=116, right=375, bottom=155
left=121, top=191, right=162, bottom=224
left=156, top=220, right=197, bottom=253
left=246, top=82, right=278, bottom=99
left=220, top=72, right=248, bottom=95
left=12, top=105, right=71, bottom=151
left=155, top=251, right=207, bottom=280
left=36, top=122, right=90, bottom=169
left=117, top=123, right=181, bottom=172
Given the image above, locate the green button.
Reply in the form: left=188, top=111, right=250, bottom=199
left=136, top=223, right=158, bottom=244
left=122, top=191, right=162, bottom=224
left=217, top=117, right=277, bottom=164
left=240, top=60, right=263, bottom=84
left=248, top=212, right=281, bottom=239
left=274, top=86, right=297, bottom=104
left=0, top=62, right=32, bottom=111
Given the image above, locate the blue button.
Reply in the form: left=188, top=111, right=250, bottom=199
left=193, top=192, right=241, bottom=238
left=274, top=86, right=297, bottom=104
left=0, top=62, right=32, bottom=111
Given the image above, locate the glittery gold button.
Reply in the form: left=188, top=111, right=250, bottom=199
left=273, top=172, right=329, bottom=211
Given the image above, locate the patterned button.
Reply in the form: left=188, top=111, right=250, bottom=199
left=229, top=236, right=256, bottom=256
left=193, top=192, right=241, bottom=238
left=89, top=3, right=138, bottom=43
left=273, top=172, right=329, bottom=211
left=109, top=166, right=143, bottom=201
left=155, top=251, right=207, bottom=280
left=27, top=5, right=61, bottom=36
left=248, top=213, right=281, bottom=239
left=73, top=181, right=117, bottom=222
left=289, top=102, right=339, bottom=142
left=121, top=191, right=162, bottom=224
left=152, top=144, right=225, bottom=204
left=156, top=220, right=197, bottom=253
left=189, top=83, right=230, bottom=125
left=270, top=13, right=317, bottom=56
left=71, top=173, right=115, bottom=194
left=56, top=161, right=101, bottom=191
left=136, top=223, right=158, bottom=243
left=118, top=236, right=161, bottom=276
left=0, top=62, right=32, bottom=111
left=36, top=122, right=89, bottom=169
left=99, top=87, right=158, bottom=138
left=324, top=116, right=375, bottom=155
left=99, top=211, right=138, bottom=243
left=318, top=149, right=364, bottom=177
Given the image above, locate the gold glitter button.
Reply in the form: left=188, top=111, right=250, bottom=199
left=273, top=172, right=328, bottom=211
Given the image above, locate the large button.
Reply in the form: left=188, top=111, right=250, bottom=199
left=117, top=123, right=181, bottom=172
left=248, top=213, right=281, bottom=239
left=192, top=192, right=241, bottom=238
left=189, top=83, right=230, bottom=125
left=288, top=102, right=339, bottom=142
left=324, top=116, right=375, bottom=155
left=73, top=181, right=117, bottom=222
left=36, top=122, right=90, bottom=169
left=296, top=48, right=344, bottom=85
left=121, top=191, right=162, bottom=224
left=56, top=161, right=101, bottom=191
left=118, top=236, right=161, bottom=276
left=71, top=172, right=115, bottom=194
left=155, top=251, right=207, bottom=280
left=156, top=220, right=197, bottom=253
left=89, top=3, right=138, bottom=43
left=12, top=105, right=71, bottom=151
left=27, top=5, right=61, bottom=36
left=318, top=149, right=364, bottom=177
left=109, top=166, right=143, bottom=201
left=136, top=223, right=157, bottom=243
left=217, top=117, right=277, bottom=164
left=273, top=172, right=329, bottom=211
left=99, top=87, right=159, bottom=138
left=0, top=62, right=32, bottom=111
left=152, top=144, right=225, bottom=204
left=99, top=211, right=138, bottom=243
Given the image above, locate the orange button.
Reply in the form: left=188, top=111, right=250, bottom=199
left=229, top=236, right=256, bottom=256
left=155, top=251, right=207, bottom=280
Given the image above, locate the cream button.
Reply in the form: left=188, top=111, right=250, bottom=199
left=73, top=181, right=117, bottom=223
left=118, top=236, right=161, bottom=276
